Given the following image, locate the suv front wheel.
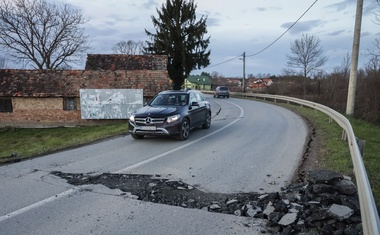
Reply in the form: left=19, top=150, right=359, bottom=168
left=202, top=111, right=211, bottom=129
left=177, top=118, right=190, bottom=140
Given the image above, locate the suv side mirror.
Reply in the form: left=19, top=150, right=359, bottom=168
left=191, top=101, right=199, bottom=107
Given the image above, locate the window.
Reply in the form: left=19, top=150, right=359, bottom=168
left=189, top=93, right=197, bottom=104
left=195, top=92, right=205, bottom=102
left=180, top=95, right=188, bottom=105
left=63, top=98, right=76, bottom=110
left=0, top=98, right=13, bottom=112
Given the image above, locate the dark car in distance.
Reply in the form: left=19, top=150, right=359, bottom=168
left=213, top=86, right=230, bottom=98
left=129, top=89, right=211, bottom=140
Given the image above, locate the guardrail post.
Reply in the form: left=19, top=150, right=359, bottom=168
left=341, top=129, right=347, bottom=141
left=356, top=137, right=366, bottom=156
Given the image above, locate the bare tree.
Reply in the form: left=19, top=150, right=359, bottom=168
left=369, top=2, right=380, bottom=57
left=0, top=0, right=90, bottom=69
left=285, top=33, right=327, bottom=98
left=112, top=40, right=145, bottom=55
left=340, top=52, right=351, bottom=79
left=210, top=71, right=223, bottom=79
left=317, top=54, right=350, bottom=109
left=364, top=54, right=380, bottom=74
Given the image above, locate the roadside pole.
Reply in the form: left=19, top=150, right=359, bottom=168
left=346, top=0, right=363, bottom=115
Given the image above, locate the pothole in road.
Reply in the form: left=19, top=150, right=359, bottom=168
left=51, top=170, right=363, bottom=235
left=51, top=171, right=263, bottom=215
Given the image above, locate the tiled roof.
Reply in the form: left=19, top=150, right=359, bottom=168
left=186, top=75, right=212, bottom=85
left=0, top=69, right=81, bottom=97
left=85, top=54, right=167, bottom=71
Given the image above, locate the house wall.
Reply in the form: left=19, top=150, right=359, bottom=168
left=0, top=97, right=128, bottom=128
left=14, top=97, right=63, bottom=110
left=184, top=80, right=211, bottom=91
left=198, top=84, right=212, bottom=90
left=1, top=97, right=77, bottom=127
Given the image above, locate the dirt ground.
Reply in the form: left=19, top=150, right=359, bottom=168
left=291, top=117, right=324, bottom=183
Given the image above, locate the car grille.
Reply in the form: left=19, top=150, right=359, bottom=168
left=135, top=117, right=166, bottom=125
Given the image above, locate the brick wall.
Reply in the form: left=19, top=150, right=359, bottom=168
left=1, top=97, right=81, bottom=127
left=85, top=54, right=167, bottom=71
left=0, top=97, right=129, bottom=128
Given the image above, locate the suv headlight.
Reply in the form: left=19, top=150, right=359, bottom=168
left=167, top=114, right=180, bottom=123
left=129, top=114, right=135, bottom=122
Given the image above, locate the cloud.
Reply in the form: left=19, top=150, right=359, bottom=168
left=361, top=1, right=379, bottom=16
left=282, top=20, right=323, bottom=35
left=327, top=30, right=346, bottom=36
left=361, top=31, right=372, bottom=38
left=205, top=17, right=221, bottom=27
left=326, top=0, right=377, bottom=17
left=142, top=0, right=160, bottom=10
left=326, top=0, right=353, bottom=12
left=256, top=6, right=281, bottom=12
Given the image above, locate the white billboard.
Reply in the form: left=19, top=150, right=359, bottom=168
left=79, top=89, right=143, bottom=119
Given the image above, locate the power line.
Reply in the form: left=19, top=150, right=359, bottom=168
left=206, top=54, right=243, bottom=68
left=206, top=0, right=319, bottom=68
left=247, top=0, right=318, bottom=57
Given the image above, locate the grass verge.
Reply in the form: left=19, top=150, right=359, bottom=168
left=0, top=123, right=128, bottom=164
left=279, top=102, right=379, bottom=212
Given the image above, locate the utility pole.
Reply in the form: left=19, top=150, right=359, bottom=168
left=346, top=0, right=363, bottom=115
left=242, top=52, right=246, bottom=93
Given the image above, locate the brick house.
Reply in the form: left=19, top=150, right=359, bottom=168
left=0, top=54, right=171, bottom=128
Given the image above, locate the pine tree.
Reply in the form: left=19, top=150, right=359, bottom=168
left=145, top=0, right=210, bottom=90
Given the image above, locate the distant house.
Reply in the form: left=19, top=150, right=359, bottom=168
left=184, top=75, right=212, bottom=90
left=0, top=54, right=171, bottom=128
left=246, top=78, right=273, bottom=90
left=210, top=77, right=242, bottom=91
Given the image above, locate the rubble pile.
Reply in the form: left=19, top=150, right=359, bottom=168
left=243, top=169, right=362, bottom=234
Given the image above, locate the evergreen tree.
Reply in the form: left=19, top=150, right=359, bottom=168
left=145, top=0, right=210, bottom=90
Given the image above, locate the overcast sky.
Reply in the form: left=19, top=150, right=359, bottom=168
left=62, top=0, right=379, bottom=77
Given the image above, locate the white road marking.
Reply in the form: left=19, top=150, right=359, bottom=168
left=0, top=188, right=78, bottom=223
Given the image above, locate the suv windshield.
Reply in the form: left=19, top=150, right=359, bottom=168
left=150, top=94, right=188, bottom=106
left=219, top=87, right=228, bottom=91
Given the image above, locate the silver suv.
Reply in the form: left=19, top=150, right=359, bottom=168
left=213, top=86, right=230, bottom=98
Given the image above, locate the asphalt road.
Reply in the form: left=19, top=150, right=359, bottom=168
left=0, top=95, right=308, bottom=235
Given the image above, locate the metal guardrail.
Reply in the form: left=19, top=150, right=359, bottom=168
left=205, top=91, right=380, bottom=234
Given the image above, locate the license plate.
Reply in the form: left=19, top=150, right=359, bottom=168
left=141, top=126, right=156, bottom=131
